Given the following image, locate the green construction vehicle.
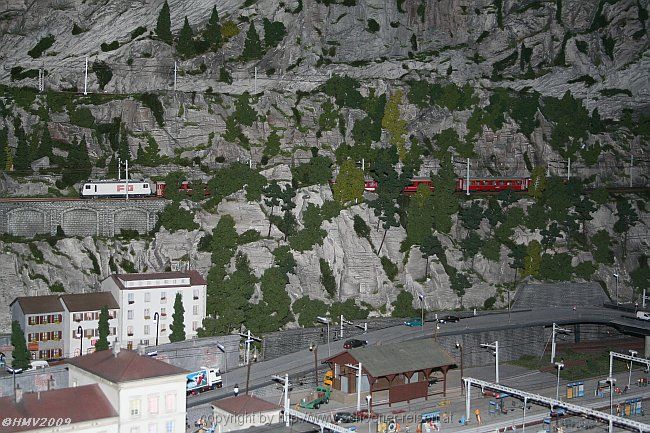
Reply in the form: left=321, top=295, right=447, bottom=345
left=300, top=386, right=332, bottom=409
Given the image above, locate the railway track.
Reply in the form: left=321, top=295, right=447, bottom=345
left=0, top=186, right=647, bottom=202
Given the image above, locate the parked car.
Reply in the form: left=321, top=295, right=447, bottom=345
left=636, top=311, right=650, bottom=321
left=404, top=318, right=423, bottom=327
left=439, top=315, right=460, bottom=323
left=343, top=339, right=368, bottom=349
left=30, top=360, right=49, bottom=370
left=354, top=410, right=378, bottom=419
left=6, top=366, right=24, bottom=374
left=334, top=412, right=359, bottom=424
left=550, top=408, right=567, bottom=418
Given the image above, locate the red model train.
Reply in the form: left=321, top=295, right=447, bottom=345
left=402, top=177, right=532, bottom=194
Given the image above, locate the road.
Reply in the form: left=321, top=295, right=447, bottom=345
left=188, top=306, right=649, bottom=408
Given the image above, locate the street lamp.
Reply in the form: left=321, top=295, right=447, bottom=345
left=554, top=361, right=564, bottom=401
left=153, top=312, right=160, bottom=346
left=606, top=377, right=616, bottom=416
left=418, top=293, right=425, bottom=333
left=366, top=394, right=372, bottom=433
left=12, top=369, right=23, bottom=402
left=76, top=325, right=83, bottom=356
left=613, top=273, right=619, bottom=305
left=217, top=343, right=228, bottom=387
left=628, top=350, right=638, bottom=389
left=309, top=343, right=319, bottom=386
left=455, top=342, right=464, bottom=395
left=317, top=316, right=331, bottom=356
left=481, top=341, right=499, bottom=383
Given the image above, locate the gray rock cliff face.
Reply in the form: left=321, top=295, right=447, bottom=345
left=0, top=0, right=648, bottom=331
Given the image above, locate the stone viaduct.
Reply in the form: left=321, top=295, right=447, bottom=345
left=0, top=198, right=168, bottom=238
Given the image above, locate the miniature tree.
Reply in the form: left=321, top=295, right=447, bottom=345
left=95, top=305, right=110, bottom=351
left=11, top=321, right=30, bottom=370
left=169, top=293, right=186, bottom=342
left=176, top=17, right=195, bottom=59
left=155, top=0, right=173, bottom=45
left=241, top=23, right=263, bottom=61
left=332, top=159, right=364, bottom=204
left=203, top=6, right=222, bottom=50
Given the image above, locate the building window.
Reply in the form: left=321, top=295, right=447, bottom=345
left=128, top=293, right=135, bottom=304
left=130, top=427, right=140, bottom=433
left=165, top=421, right=174, bottom=433
left=127, top=326, right=134, bottom=336
left=192, top=321, right=198, bottom=331
left=130, top=399, right=141, bottom=417
left=144, top=308, right=150, bottom=319
left=144, top=325, right=150, bottom=335
left=84, top=329, right=93, bottom=338
left=193, top=289, right=199, bottom=300
left=160, top=292, right=167, bottom=303
left=160, top=308, right=166, bottom=317
left=73, top=313, right=83, bottom=322
left=145, top=292, right=151, bottom=303
left=128, top=310, right=134, bottom=320
left=141, top=339, right=149, bottom=346
left=148, top=395, right=159, bottom=414
left=109, top=310, right=116, bottom=319
left=110, top=327, right=116, bottom=336
left=193, top=305, right=198, bottom=315
left=148, top=423, right=157, bottom=433
left=165, top=393, right=175, bottom=413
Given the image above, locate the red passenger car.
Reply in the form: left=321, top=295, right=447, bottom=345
left=456, top=177, right=532, bottom=192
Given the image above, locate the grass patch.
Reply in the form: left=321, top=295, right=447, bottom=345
left=512, top=348, right=629, bottom=381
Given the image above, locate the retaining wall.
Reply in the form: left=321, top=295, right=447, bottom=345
left=0, top=365, right=67, bottom=398
left=0, top=199, right=167, bottom=237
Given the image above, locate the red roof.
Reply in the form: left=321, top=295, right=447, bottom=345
left=107, top=270, right=206, bottom=290
left=10, top=295, right=64, bottom=314
left=67, top=349, right=187, bottom=383
left=0, top=384, right=117, bottom=432
left=212, top=395, right=280, bottom=415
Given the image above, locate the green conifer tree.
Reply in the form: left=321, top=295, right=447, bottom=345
left=169, top=293, right=186, bottom=342
left=95, top=305, right=110, bottom=351
left=118, top=127, right=130, bottom=163
left=11, top=320, right=31, bottom=370
left=241, top=23, right=263, bottom=61
left=332, top=159, right=364, bottom=204
left=176, top=17, right=195, bottom=59
left=62, top=136, right=91, bottom=187
left=13, top=118, right=31, bottom=172
left=37, top=127, right=53, bottom=159
left=155, top=0, right=173, bottom=45
left=0, top=128, right=7, bottom=170
left=203, top=6, right=222, bottom=50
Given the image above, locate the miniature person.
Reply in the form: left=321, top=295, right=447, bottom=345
left=234, top=383, right=239, bottom=397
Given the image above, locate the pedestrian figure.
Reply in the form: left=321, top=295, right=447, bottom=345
left=234, top=383, right=239, bottom=397
left=475, top=408, right=482, bottom=425
left=616, top=404, right=621, bottom=416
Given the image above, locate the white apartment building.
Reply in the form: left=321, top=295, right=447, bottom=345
left=101, top=271, right=207, bottom=349
left=67, top=346, right=188, bottom=433
left=10, top=292, right=119, bottom=360
left=60, top=292, right=120, bottom=357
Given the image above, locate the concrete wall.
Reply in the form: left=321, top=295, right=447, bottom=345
left=261, top=318, right=404, bottom=361
left=146, top=334, right=241, bottom=373
left=0, top=199, right=167, bottom=237
left=0, top=364, right=68, bottom=398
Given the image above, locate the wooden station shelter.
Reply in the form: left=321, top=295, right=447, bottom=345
left=323, top=338, right=457, bottom=405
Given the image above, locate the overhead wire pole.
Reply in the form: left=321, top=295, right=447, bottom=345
left=551, top=323, right=571, bottom=364
left=481, top=341, right=499, bottom=383
left=83, top=56, right=88, bottom=95
left=463, top=377, right=650, bottom=433
left=609, top=351, right=650, bottom=378
left=466, top=158, right=470, bottom=195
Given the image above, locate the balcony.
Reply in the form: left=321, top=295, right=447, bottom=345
left=193, top=296, right=199, bottom=300
left=144, top=315, right=150, bottom=320
left=128, top=300, right=135, bottom=305
left=127, top=332, right=134, bottom=337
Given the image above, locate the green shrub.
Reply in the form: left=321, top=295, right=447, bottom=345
left=221, top=20, right=240, bottom=39
left=292, top=296, right=328, bottom=327
left=381, top=256, right=398, bottom=281
left=100, top=40, right=120, bottom=52
left=574, top=261, right=597, bottom=280
left=263, top=18, right=286, bottom=48
left=238, top=229, right=261, bottom=244
left=50, top=282, right=65, bottom=292
left=131, top=26, right=147, bottom=40
left=291, top=156, right=332, bottom=187
left=28, top=35, right=55, bottom=58
left=69, top=106, right=95, bottom=128
left=322, top=75, right=363, bottom=109
left=92, top=61, right=113, bottom=90
left=320, top=259, right=337, bottom=297
left=156, top=202, right=199, bottom=232
left=29, top=243, right=44, bottom=263
left=391, top=291, right=418, bottom=317
left=492, top=50, right=518, bottom=77
left=367, top=19, right=380, bottom=33
left=136, top=93, right=165, bottom=127
left=219, top=66, right=233, bottom=84
left=600, top=88, right=632, bottom=97
left=72, top=23, right=87, bottom=35
left=10, top=67, right=39, bottom=82
left=483, top=296, right=496, bottom=309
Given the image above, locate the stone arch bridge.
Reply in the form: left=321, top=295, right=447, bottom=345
left=0, top=198, right=168, bottom=238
